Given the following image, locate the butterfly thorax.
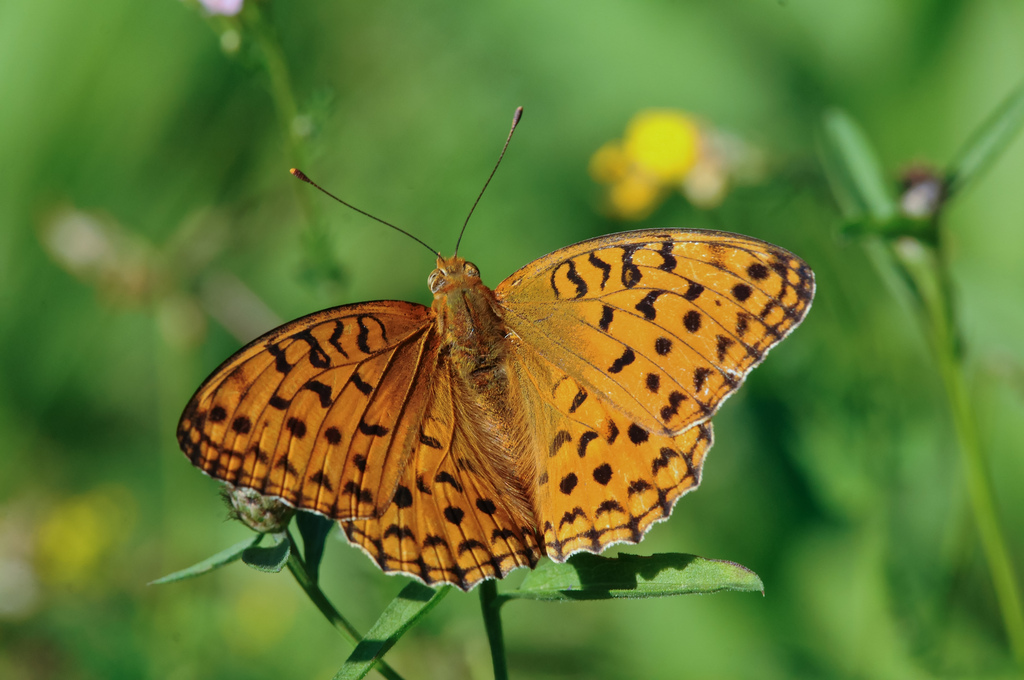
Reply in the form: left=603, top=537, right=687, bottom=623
left=428, top=255, right=538, bottom=525
left=429, top=256, right=510, bottom=388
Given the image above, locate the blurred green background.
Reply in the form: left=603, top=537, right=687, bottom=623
left=2, top=1, right=1023, bottom=678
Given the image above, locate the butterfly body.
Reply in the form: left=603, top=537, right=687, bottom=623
left=178, top=229, right=814, bottom=590
left=428, top=255, right=539, bottom=533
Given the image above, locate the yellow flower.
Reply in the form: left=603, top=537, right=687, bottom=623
left=588, top=141, right=629, bottom=185
left=35, top=486, right=136, bottom=589
left=607, top=174, right=663, bottom=221
left=622, top=110, right=700, bottom=183
left=590, top=108, right=762, bottom=219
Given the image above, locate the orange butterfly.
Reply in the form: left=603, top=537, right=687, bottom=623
left=177, top=111, right=814, bottom=591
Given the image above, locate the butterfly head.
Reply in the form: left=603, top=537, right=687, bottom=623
left=428, top=255, right=481, bottom=297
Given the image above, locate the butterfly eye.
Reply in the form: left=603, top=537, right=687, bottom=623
left=428, top=269, right=447, bottom=293
left=464, top=262, right=480, bottom=278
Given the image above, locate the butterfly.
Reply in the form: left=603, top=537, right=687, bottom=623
left=177, top=114, right=815, bottom=592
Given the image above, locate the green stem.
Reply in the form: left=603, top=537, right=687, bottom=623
left=894, top=240, right=1024, bottom=665
left=285, top=533, right=407, bottom=680
left=248, top=3, right=344, bottom=290
left=479, top=580, right=509, bottom=680
left=246, top=4, right=302, bottom=168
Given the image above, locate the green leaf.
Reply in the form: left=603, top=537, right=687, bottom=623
left=149, top=535, right=262, bottom=585
left=946, top=77, right=1024, bottom=199
left=510, top=553, right=764, bottom=601
left=296, top=511, right=334, bottom=583
left=819, top=108, right=897, bottom=225
left=332, top=582, right=450, bottom=680
left=241, top=534, right=291, bottom=573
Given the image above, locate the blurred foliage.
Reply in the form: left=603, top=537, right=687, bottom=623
left=2, top=0, right=1024, bottom=678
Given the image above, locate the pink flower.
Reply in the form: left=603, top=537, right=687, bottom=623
left=200, top=0, right=243, bottom=16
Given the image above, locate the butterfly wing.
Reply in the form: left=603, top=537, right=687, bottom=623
left=177, top=300, right=441, bottom=520
left=495, top=228, right=815, bottom=436
left=510, top=346, right=713, bottom=560
left=343, top=353, right=543, bottom=590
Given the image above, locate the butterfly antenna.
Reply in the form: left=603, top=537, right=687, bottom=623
left=454, top=106, right=523, bottom=256
left=290, top=168, right=441, bottom=258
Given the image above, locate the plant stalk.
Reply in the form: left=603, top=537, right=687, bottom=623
left=894, top=240, right=1024, bottom=665
left=285, top=536, right=407, bottom=680
left=479, top=580, right=509, bottom=680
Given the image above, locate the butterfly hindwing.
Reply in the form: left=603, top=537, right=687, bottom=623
left=343, top=360, right=543, bottom=589
left=177, top=300, right=438, bottom=520
left=512, top=347, right=713, bottom=560
left=496, top=228, right=815, bottom=435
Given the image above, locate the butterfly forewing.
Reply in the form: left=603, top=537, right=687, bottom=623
left=177, top=300, right=437, bottom=520
left=496, top=229, right=815, bottom=435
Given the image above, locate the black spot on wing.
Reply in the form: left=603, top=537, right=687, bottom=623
left=660, top=391, right=687, bottom=421
left=621, top=245, right=642, bottom=288
left=716, top=335, right=735, bottom=362
left=328, top=319, right=349, bottom=358
left=393, top=485, right=413, bottom=508
left=693, top=367, right=712, bottom=391
left=384, top=524, right=416, bottom=541
left=652, top=447, right=679, bottom=474
left=355, top=315, right=388, bottom=354
left=443, top=506, right=465, bottom=526
left=267, top=343, right=291, bottom=374
left=599, top=305, right=614, bottom=332
left=596, top=499, right=624, bottom=516
left=683, top=281, right=704, bottom=301
left=569, top=388, right=588, bottom=413
left=435, top=471, right=463, bottom=492
left=358, top=420, right=389, bottom=437
left=657, top=240, right=677, bottom=271
left=291, top=329, right=331, bottom=369
left=559, top=507, right=586, bottom=529
left=588, top=252, right=612, bottom=289
left=492, top=528, right=517, bottom=542
left=286, top=417, right=307, bottom=438
left=747, top=263, right=769, bottom=280
left=550, top=430, right=572, bottom=457
left=351, top=372, right=373, bottom=395
left=683, top=310, right=701, bottom=333
left=564, top=260, right=588, bottom=298
left=458, top=538, right=486, bottom=555
left=304, top=380, right=333, bottom=408
left=627, top=423, right=649, bottom=444
left=628, top=479, right=652, bottom=495
left=309, top=470, right=334, bottom=491
left=342, top=481, right=373, bottom=504
left=419, top=431, right=442, bottom=449
left=635, top=290, right=665, bottom=320
left=606, top=420, right=619, bottom=444
left=608, top=347, right=635, bottom=374
left=552, top=260, right=588, bottom=299
left=732, top=284, right=752, bottom=302
left=577, top=431, right=598, bottom=457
